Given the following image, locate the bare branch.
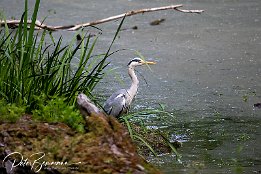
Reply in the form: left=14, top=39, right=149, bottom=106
left=0, top=4, right=204, bottom=31
left=174, top=8, right=204, bottom=14
left=65, top=4, right=184, bottom=31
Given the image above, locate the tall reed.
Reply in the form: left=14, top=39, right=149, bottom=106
left=0, top=0, right=123, bottom=111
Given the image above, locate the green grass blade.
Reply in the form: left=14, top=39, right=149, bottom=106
left=133, top=134, right=157, bottom=156
left=23, top=0, right=28, bottom=42
left=123, top=117, right=134, bottom=139
left=27, top=0, right=40, bottom=48
left=157, top=130, right=182, bottom=161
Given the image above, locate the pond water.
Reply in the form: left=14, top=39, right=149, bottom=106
left=1, top=0, right=260, bottom=173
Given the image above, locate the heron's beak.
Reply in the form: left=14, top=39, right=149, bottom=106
left=142, top=60, right=157, bottom=65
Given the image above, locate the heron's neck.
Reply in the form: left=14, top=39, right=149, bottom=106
left=127, top=66, right=139, bottom=99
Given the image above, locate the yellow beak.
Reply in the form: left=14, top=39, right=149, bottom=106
left=141, top=60, right=157, bottom=65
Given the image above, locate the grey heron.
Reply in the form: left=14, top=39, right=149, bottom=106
left=103, top=57, right=156, bottom=118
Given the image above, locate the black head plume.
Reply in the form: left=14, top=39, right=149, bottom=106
left=128, top=57, right=142, bottom=66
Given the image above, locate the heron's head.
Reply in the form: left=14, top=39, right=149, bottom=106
left=128, top=57, right=156, bottom=67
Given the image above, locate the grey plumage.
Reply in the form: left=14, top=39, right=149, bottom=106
left=103, top=57, right=156, bottom=118
left=103, top=89, right=130, bottom=117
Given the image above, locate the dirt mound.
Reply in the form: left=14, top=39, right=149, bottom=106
left=0, top=115, right=161, bottom=174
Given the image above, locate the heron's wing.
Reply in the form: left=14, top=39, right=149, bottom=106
left=103, top=89, right=129, bottom=117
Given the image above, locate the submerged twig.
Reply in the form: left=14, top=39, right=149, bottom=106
left=0, top=4, right=204, bottom=31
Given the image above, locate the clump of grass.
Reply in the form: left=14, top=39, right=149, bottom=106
left=0, top=0, right=124, bottom=131
left=0, top=0, right=122, bottom=110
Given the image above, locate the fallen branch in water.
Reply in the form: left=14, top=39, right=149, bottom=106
left=0, top=4, right=204, bottom=31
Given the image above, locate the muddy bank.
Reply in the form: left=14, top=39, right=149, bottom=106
left=0, top=115, right=161, bottom=174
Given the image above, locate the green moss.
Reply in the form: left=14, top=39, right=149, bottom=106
left=32, top=94, right=85, bottom=133
left=0, top=99, right=25, bottom=122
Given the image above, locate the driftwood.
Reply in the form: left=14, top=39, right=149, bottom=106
left=0, top=4, right=204, bottom=31
left=77, top=93, right=102, bottom=117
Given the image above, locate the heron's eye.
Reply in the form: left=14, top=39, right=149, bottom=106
left=133, top=59, right=142, bottom=63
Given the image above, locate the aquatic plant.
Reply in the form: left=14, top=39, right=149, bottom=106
left=120, top=105, right=181, bottom=160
